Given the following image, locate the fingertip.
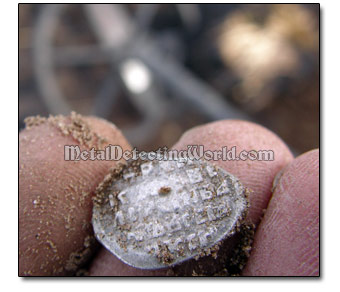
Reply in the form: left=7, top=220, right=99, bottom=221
left=243, top=149, right=319, bottom=276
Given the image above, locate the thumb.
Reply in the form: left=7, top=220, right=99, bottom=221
left=19, top=113, right=131, bottom=275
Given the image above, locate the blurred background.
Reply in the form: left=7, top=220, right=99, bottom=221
left=19, top=4, right=319, bottom=154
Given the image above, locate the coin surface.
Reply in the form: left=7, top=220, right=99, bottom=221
left=92, top=156, right=249, bottom=269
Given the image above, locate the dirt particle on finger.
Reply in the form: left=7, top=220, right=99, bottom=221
left=24, top=115, right=47, bottom=129
left=24, top=112, right=107, bottom=149
left=48, top=112, right=107, bottom=149
left=64, top=235, right=97, bottom=273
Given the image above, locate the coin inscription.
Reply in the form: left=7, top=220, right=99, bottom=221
left=92, top=157, right=249, bottom=269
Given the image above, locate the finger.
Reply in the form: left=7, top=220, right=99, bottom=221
left=19, top=113, right=131, bottom=276
left=89, top=119, right=293, bottom=276
left=173, top=120, right=294, bottom=225
left=242, top=149, right=319, bottom=276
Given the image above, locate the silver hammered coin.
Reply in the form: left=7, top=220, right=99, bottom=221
left=92, top=156, right=249, bottom=270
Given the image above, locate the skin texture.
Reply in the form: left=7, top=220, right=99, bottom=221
left=19, top=116, right=319, bottom=276
left=19, top=116, right=131, bottom=275
left=243, top=149, right=319, bottom=276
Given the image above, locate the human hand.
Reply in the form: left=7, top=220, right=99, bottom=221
left=19, top=113, right=319, bottom=276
